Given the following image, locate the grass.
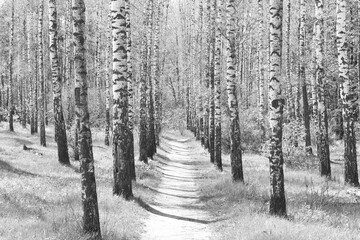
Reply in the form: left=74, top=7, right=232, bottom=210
left=199, top=148, right=360, bottom=240
left=0, top=122, right=161, bottom=240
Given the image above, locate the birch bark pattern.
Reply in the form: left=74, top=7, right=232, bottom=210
left=139, top=0, right=150, bottom=164
left=336, top=0, right=358, bottom=185
left=226, top=0, right=243, bottom=182
left=315, top=0, right=331, bottom=178
left=111, top=0, right=133, bottom=198
left=209, top=0, right=216, bottom=164
left=268, top=0, right=286, bottom=216
left=299, top=0, right=312, bottom=154
left=38, top=0, right=46, bottom=147
left=105, top=1, right=111, bottom=147
left=214, top=0, right=222, bottom=171
left=125, top=0, right=136, bottom=180
left=258, top=0, right=265, bottom=140
left=49, top=0, right=70, bottom=165
left=72, top=0, right=101, bottom=236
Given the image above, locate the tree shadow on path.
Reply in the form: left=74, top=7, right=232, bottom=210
left=134, top=197, right=225, bottom=224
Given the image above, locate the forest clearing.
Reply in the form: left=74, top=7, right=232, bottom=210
left=2, top=0, right=360, bottom=239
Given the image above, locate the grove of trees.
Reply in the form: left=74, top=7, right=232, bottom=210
left=1, top=0, right=360, bottom=237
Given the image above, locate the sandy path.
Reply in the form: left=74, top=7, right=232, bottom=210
left=141, top=133, right=212, bottom=240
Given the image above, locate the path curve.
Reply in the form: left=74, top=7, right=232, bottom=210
left=141, top=132, right=212, bottom=240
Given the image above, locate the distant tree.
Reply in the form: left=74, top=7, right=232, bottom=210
left=72, top=0, right=101, bottom=236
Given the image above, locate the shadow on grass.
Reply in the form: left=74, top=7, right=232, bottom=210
left=134, top=197, right=224, bottom=224
left=0, top=159, right=41, bottom=177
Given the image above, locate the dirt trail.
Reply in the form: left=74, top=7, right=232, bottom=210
left=141, top=133, right=213, bottom=240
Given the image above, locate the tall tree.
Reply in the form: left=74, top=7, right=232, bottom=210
left=315, top=0, right=331, bottom=177
left=226, top=0, right=243, bottom=182
left=125, top=0, right=135, bottom=180
left=38, top=0, right=46, bottom=147
left=111, top=0, right=133, bottom=198
left=8, top=0, right=14, bottom=132
left=146, top=0, right=157, bottom=159
left=336, top=0, right=358, bottom=185
left=214, top=0, right=222, bottom=171
left=299, top=0, right=312, bottom=154
left=105, top=0, right=111, bottom=147
left=72, top=0, right=101, bottom=236
left=209, top=0, right=216, bottom=164
left=49, top=0, right=70, bottom=165
left=139, top=0, right=150, bottom=164
left=268, top=0, right=286, bottom=216
left=153, top=0, right=161, bottom=146
left=258, top=0, right=265, bottom=140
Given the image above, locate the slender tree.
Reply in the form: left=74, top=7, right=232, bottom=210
left=105, top=0, right=111, bottom=147
left=299, top=0, right=312, bottom=154
left=72, top=0, right=101, bottom=236
left=49, top=0, right=70, bottom=165
left=336, top=0, right=358, bottom=185
left=8, top=0, right=14, bottom=132
left=226, top=0, right=243, bottom=181
left=315, top=0, right=331, bottom=177
left=38, top=0, right=46, bottom=147
left=111, top=0, right=133, bottom=198
left=258, top=0, right=265, bottom=140
left=139, top=0, right=150, bottom=164
left=125, top=0, right=135, bottom=180
left=214, top=0, right=222, bottom=171
left=268, top=0, right=286, bottom=216
left=209, top=0, right=216, bottom=164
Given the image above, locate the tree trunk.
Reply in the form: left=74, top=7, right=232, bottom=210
left=125, top=0, right=136, bottom=181
left=315, top=0, right=331, bottom=178
left=146, top=0, right=156, bottom=159
left=111, top=0, right=133, bottom=199
left=336, top=0, right=358, bottom=185
left=209, top=0, right=216, bottom=164
left=268, top=0, right=286, bottom=217
left=214, top=0, right=222, bottom=171
left=49, top=0, right=70, bottom=165
left=139, top=0, right=150, bottom=164
left=38, top=0, right=46, bottom=147
left=8, top=0, right=14, bottom=132
left=153, top=0, right=161, bottom=146
left=299, top=0, right=312, bottom=154
left=72, top=0, right=101, bottom=237
left=226, top=0, right=243, bottom=182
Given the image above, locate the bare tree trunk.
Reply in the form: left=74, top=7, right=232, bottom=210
left=38, top=0, right=46, bottom=147
left=8, top=0, right=14, bottom=132
left=72, top=0, right=101, bottom=237
left=268, top=0, right=286, bottom=217
left=49, top=0, right=70, bottom=165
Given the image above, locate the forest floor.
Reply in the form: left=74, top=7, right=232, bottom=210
left=2, top=122, right=360, bottom=239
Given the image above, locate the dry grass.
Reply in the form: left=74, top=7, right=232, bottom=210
left=199, top=150, right=360, bottom=240
left=0, top=122, right=160, bottom=240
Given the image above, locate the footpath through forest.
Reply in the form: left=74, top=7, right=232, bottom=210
left=140, top=132, right=213, bottom=240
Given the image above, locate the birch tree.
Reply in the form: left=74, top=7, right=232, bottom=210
left=268, top=0, right=286, bottom=216
left=315, top=0, right=331, bottom=177
left=38, top=0, right=46, bottom=147
left=111, top=0, right=133, bottom=198
left=8, top=0, right=14, bottom=132
left=72, top=0, right=101, bottom=236
left=336, top=0, right=358, bottom=185
left=49, top=0, right=70, bottom=165
left=226, top=0, right=243, bottom=182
